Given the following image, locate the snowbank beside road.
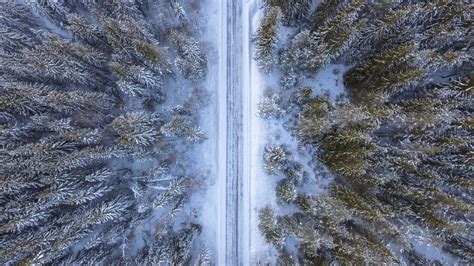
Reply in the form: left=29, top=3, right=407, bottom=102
left=245, top=0, right=280, bottom=263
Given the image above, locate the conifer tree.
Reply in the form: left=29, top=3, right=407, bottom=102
left=254, top=7, right=281, bottom=73
left=264, top=0, right=313, bottom=25
left=258, top=206, right=287, bottom=249
left=282, top=0, right=366, bottom=74
left=170, top=31, right=207, bottom=80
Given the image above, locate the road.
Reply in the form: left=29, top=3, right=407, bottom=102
left=218, top=0, right=245, bottom=264
left=218, top=0, right=257, bottom=264
left=224, top=0, right=243, bottom=265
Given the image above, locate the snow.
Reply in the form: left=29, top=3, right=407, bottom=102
left=301, top=64, right=352, bottom=101
left=242, top=0, right=252, bottom=263
left=411, top=239, right=457, bottom=264
left=191, top=0, right=225, bottom=262
left=215, top=0, right=227, bottom=264
left=408, top=228, right=459, bottom=265
left=246, top=1, right=280, bottom=263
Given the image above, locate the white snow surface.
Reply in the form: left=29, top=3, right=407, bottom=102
left=245, top=1, right=280, bottom=263
left=191, top=0, right=224, bottom=262
left=302, top=64, right=352, bottom=101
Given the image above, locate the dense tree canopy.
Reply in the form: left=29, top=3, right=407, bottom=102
left=0, top=0, right=210, bottom=264
left=255, top=0, right=473, bottom=264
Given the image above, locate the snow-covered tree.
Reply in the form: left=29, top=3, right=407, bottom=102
left=111, top=112, right=161, bottom=147
left=263, top=144, right=289, bottom=174
left=257, top=93, right=284, bottom=118
left=170, top=31, right=207, bottom=80
left=167, top=0, right=189, bottom=24
left=254, top=7, right=281, bottom=73
left=264, top=0, right=313, bottom=25
left=276, top=178, right=297, bottom=203
left=258, top=206, right=287, bottom=249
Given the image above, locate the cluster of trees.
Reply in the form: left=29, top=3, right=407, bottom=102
left=1, top=0, right=210, bottom=264
left=256, top=0, right=472, bottom=264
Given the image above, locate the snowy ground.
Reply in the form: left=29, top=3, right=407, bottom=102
left=245, top=0, right=280, bottom=263
left=192, top=0, right=224, bottom=262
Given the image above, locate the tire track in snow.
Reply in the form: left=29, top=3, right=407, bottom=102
left=226, top=0, right=243, bottom=264
left=220, top=0, right=243, bottom=265
left=217, top=0, right=227, bottom=264
left=220, top=1, right=258, bottom=264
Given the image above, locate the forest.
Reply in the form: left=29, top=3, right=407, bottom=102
left=255, top=0, right=473, bottom=264
left=1, top=0, right=212, bottom=264
left=1, top=0, right=473, bottom=265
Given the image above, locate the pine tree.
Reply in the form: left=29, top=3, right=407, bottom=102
left=167, top=0, right=189, bottom=25
left=258, top=206, right=287, bottom=249
left=275, top=180, right=294, bottom=203
left=263, top=144, right=289, bottom=174
left=257, top=93, right=284, bottom=118
left=264, top=0, right=313, bottom=25
left=110, top=112, right=160, bottom=147
left=170, top=31, right=207, bottom=80
left=343, top=44, right=423, bottom=104
left=0, top=2, right=41, bottom=52
left=254, top=7, right=281, bottom=73
left=309, top=0, right=343, bottom=32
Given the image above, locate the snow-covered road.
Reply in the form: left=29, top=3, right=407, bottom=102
left=223, top=0, right=244, bottom=264
left=217, top=0, right=244, bottom=264
left=217, top=0, right=265, bottom=264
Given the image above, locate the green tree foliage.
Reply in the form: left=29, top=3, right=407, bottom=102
left=170, top=31, right=207, bottom=80
left=344, top=44, right=422, bottom=104
left=264, top=0, right=313, bottom=25
left=309, top=0, right=343, bottom=32
left=282, top=0, right=366, bottom=74
left=258, top=206, right=287, bottom=249
left=254, top=7, right=281, bottom=73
